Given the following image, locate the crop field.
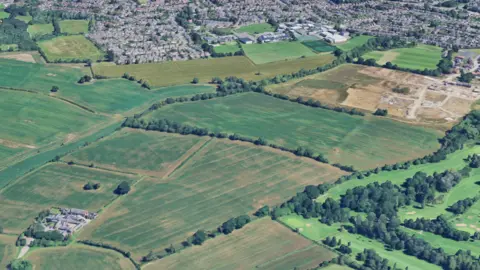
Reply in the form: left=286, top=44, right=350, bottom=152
left=38, top=35, right=104, bottom=62
left=93, top=54, right=334, bottom=87
left=65, top=129, right=208, bottom=176
left=0, top=89, right=106, bottom=147
left=27, top=245, right=135, bottom=270
left=27, top=23, right=53, bottom=37
left=213, top=43, right=241, bottom=54
left=144, top=219, right=335, bottom=270
left=363, top=44, right=443, bottom=70
left=0, top=235, right=17, bottom=269
left=301, top=40, right=337, bottom=53
left=280, top=215, right=440, bottom=270
left=0, top=163, right=137, bottom=232
left=242, top=41, right=317, bottom=64
left=335, top=35, right=373, bottom=51
left=82, top=138, right=344, bottom=257
left=235, top=23, right=275, bottom=34
left=59, top=20, right=89, bottom=34
left=144, top=92, right=441, bottom=169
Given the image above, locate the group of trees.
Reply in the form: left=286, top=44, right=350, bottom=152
left=373, top=109, right=388, bottom=116
left=218, top=215, right=251, bottom=234
left=458, top=70, right=475, bottom=83
left=83, top=182, right=101, bottom=190
left=404, top=215, right=471, bottom=241
left=122, top=73, right=151, bottom=89
left=114, top=181, right=131, bottom=195
left=0, top=17, right=37, bottom=51
left=79, top=240, right=140, bottom=269
left=467, top=154, right=480, bottom=168
left=448, top=196, right=479, bottom=214
left=9, top=259, right=32, bottom=270
left=78, top=75, right=92, bottom=84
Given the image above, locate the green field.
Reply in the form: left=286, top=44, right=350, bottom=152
left=280, top=215, right=440, bottom=270
left=363, top=44, right=443, bottom=70
left=144, top=219, right=336, bottom=270
left=213, top=43, right=241, bottom=54
left=0, top=235, right=17, bottom=269
left=27, top=23, right=54, bottom=37
left=0, top=44, right=18, bottom=51
left=236, top=23, right=275, bottom=35
left=242, top=41, right=317, bottom=64
left=59, top=20, right=89, bottom=34
left=0, top=10, right=8, bottom=19
left=93, top=54, right=334, bottom=87
left=144, top=92, right=441, bottom=169
left=83, top=138, right=344, bottom=257
left=38, top=35, right=104, bottom=62
left=302, top=40, right=337, bottom=53
left=27, top=245, right=135, bottom=270
left=336, top=35, right=373, bottom=51
left=65, top=129, right=207, bottom=176
left=0, top=163, right=137, bottom=232
left=15, top=14, right=32, bottom=23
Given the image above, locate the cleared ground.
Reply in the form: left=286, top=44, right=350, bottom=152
left=27, top=245, right=135, bottom=270
left=144, top=92, right=441, bottom=169
left=0, top=235, right=17, bottom=269
left=65, top=129, right=208, bottom=177
left=0, top=163, right=137, bottom=233
left=144, top=219, right=336, bottom=270
left=93, top=54, right=334, bottom=87
left=59, top=20, right=89, bottom=34
left=38, top=35, right=104, bottom=62
left=242, top=41, right=317, bottom=64
left=235, top=23, right=275, bottom=35
left=280, top=215, right=440, bottom=270
left=363, top=44, right=443, bottom=70
left=82, top=138, right=344, bottom=258
left=27, top=23, right=53, bottom=38
left=335, top=35, right=373, bottom=51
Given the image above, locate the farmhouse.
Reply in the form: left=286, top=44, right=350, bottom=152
left=238, top=37, right=254, bottom=44
left=43, top=208, right=98, bottom=236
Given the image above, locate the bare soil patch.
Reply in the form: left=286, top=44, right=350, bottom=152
left=425, top=91, right=447, bottom=103
left=342, top=87, right=382, bottom=111
left=0, top=139, right=36, bottom=149
left=442, top=96, right=474, bottom=116
left=0, top=53, right=36, bottom=63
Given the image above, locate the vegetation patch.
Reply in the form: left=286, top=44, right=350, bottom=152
left=301, top=40, right=337, bottom=53
left=59, top=20, right=89, bottom=34
left=235, top=23, right=275, bottom=35
left=27, top=23, right=54, bottom=38
left=0, top=10, right=9, bottom=19
left=242, top=41, right=317, bottom=64
left=213, top=43, right=241, bottom=54
left=0, top=235, right=17, bottom=269
left=38, top=35, right=104, bottom=62
left=335, top=35, right=373, bottom=51
left=363, top=44, right=443, bottom=70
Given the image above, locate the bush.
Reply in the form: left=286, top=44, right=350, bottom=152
left=114, top=181, right=131, bottom=195
left=50, top=85, right=59, bottom=92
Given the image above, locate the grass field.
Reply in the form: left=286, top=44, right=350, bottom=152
left=0, top=235, right=17, bottom=269
left=0, top=10, right=8, bottom=19
left=363, top=44, right=443, bottom=70
left=144, top=92, right=441, bottom=169
left=38, top=35, right=104, bottom=62
left=0, top=44, right=18, bottom=51
left=15, top=14, right=32, bottom=23
left=280, top=216, right=440, bottom=270
left=213, top=43, right=241, bottom=54
left=82, top=138, right=344, bottom=257
left=0, top=88, right=106, bottom=146
left=27, top=23, right=53, bottom=38
left=235, top=23, right=275, bottom=35
left=336, top=35, right=373, bottom=51
left=302, top=40, right=337, bottom=53
left=144, top=219, right=336, bottom=270
left=65, top=129, right=207, bottom=176
left=59, top=20, right=89, bottom=34
left=0, top=163, right=137, bottom=232
left=93, top=54, right=334, bottom=87
left=242, top=41, right=317, bottom=64
left=27, top=245, right=135, bottom=270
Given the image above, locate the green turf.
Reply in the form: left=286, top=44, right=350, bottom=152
left=213, top=43, right=241, bottom=54
left=363, top=44, right=443, bottom=70
left=93, top=54, right=334, bottom=87
left=236, top=23, right=275, bottom=35
left=65, top=129, right=206, bottom=175
left=15, top=14, right=32, bottom=23
left=242, top=41, right=317, bottom=64
left=301, top=40, right=337, bottom=53
left=144, top=92, right=441, bottom=169
left=59, top=20, right=89, bottom=34
left=318, top=145, right=480, bottom=202
left=0, top=163, right=137, bottom=232
left=85, top=138, right=343, bottom=256
left=38, top=35, right=104, bottom=62
left=0, top=11, right=8, bottom=19
left=335, top=35, right=373, bottom=51
left=27, top=245, right=135, bottom=270
left=280, top=215, right=440, bottom=270
left=27, top=23, right=54, bottom=37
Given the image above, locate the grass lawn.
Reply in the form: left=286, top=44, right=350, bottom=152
left=336, top=35, right=373, bottom=51
left=93, top=54, right=334, bottom=87
left=27, top=23, right=54, bottom=37
left=0, top=235, right=17, bottom=269
left=64, top=129, right=208, bottom=176
left=302, top=40, right=337, bottom=53
left=0, top=11, right=8, bottom=19
left=27, top=245, right=135, bottom=270
left=59, top=20, right=89, bottom=34
left=0, top=163, right=137, bottom=232
left=15, top=14, right=32, bottom=23
left=363, top=44, right=443, bottom=70
left=213, top=43, right=241, bottom=54
left=280, top=215, right=440, bottom=270
left=82, top=138, right=344, bottom=258
left=38, top=35, right=104, bottom=62
left=144, top=92, right=441, bottom=170
left=143, top=219, right=336, bottom=270
left=242, top=41, right=317, bottom=64
left=235, top=23, right=275, bottom=35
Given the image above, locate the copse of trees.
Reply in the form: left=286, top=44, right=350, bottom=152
left=458, top=70, right=475, bottom=83
left=403, top=215, right=471, bottom=241
left=9, top=259, right=33, bottom=270
left=373, top=108, right=388, bottom=116
left=447, top=196, right=479, bottom=214
left=218, top=215, right=251, bottom=234
left=114, top=181, right=131, bottom=195
left=467, top=154, right=480, bottom=168
left=0, top=18, right=37, bottom=51
left=78, top=75, right=92, bottom=84
left=83, top=182, right=100, bottom=190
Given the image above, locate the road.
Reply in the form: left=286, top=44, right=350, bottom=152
left=17, top=237, right=34, bottom=258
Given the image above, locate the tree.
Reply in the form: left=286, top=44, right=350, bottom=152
left=192, top=230, right=207, bottom=245
left=192, top=77, right=199, bottom=84
left=458, top=70, right=474, bottom=83
left=50, top=85, right=59, bottom=92
left=114, top=181, right=131, bottom=195
left=254, top=205, right=269, bottom=217
left=83, top=182, right=93, bottom=190
left=373, top=108, right=388, bottom=116
left=9, top=259, right=33, bottom=270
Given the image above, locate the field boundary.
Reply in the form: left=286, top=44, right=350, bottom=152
left=162, top=137, right=212, bottom=179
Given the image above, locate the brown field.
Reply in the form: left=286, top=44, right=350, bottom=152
left=0, top=235, right=17, bottom=269
left=144, top=219, right=336, bottom=270
left=0, top=52, right=36, bottom=63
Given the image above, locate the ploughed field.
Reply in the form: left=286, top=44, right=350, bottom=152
left=142, top=92, right=441, bottom=169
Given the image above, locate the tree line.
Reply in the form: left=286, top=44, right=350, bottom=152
left=403, top=215, right=471, bottom=241
left=447, top=196, right=479, bottom=215
left=78, top=240, right=141, bottom=270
